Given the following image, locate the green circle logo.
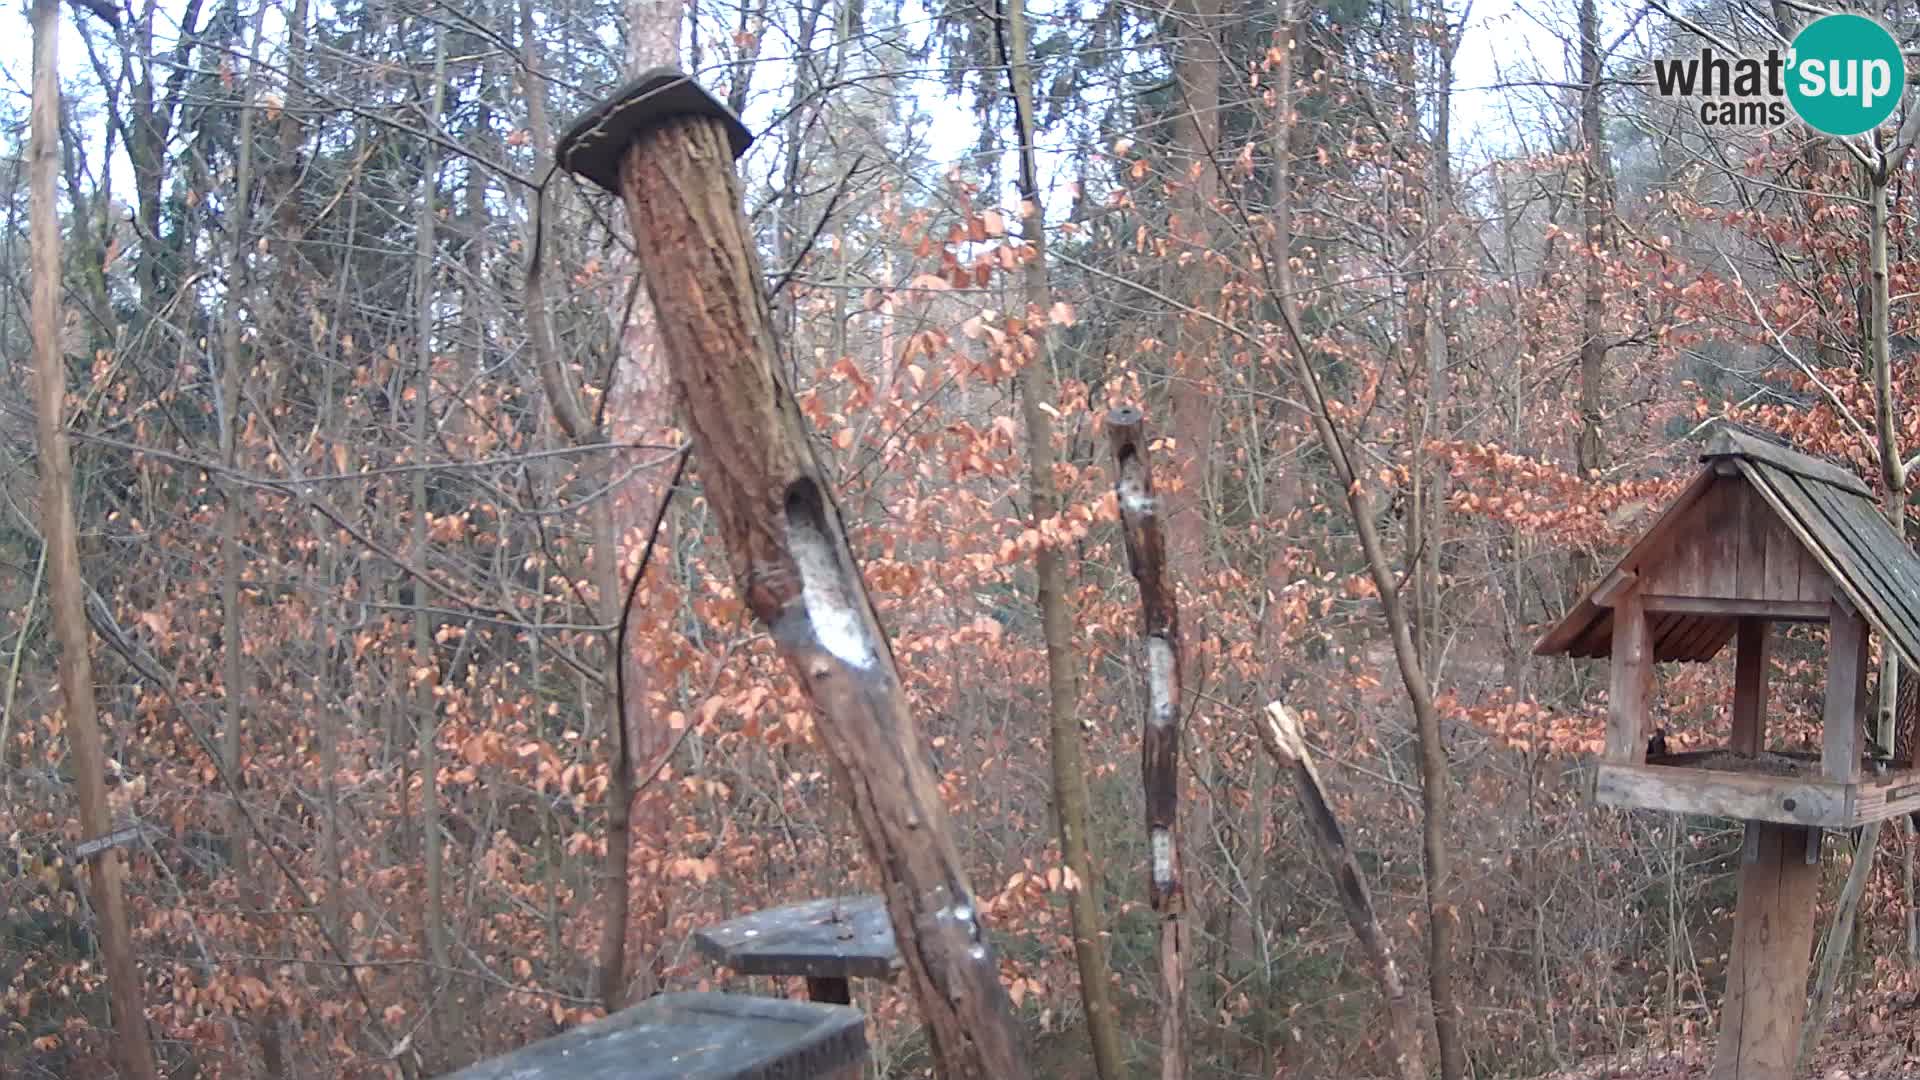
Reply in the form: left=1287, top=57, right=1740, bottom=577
left=1787, top=14, right=1905, bottom=136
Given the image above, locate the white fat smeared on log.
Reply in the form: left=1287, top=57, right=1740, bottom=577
left=1147, top=636, right=1176, bottom=726
left=1262, top=701, right=1305, bottom=765
left=1117, top=462, right=1156, bottom=517
left=1150, top=827, right=1174, bottom=888
left=786, top=494, right=878, bottom=670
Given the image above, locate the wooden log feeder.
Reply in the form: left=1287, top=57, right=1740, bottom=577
left=554, top=70, right=1030, bottom=1079
left=1535, top=427, right=1920, bottom=1080
left=441, top=992, right=868, bottom=1080
left=693, top=894, right=901, bottom=1005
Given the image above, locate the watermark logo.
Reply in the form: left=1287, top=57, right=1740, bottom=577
left=1787, top=14, right=1903, bottom=136
left=1650, top=14, right=1905, bottom=136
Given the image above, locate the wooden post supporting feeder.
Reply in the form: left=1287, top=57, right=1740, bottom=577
left=555, top=70, right=1030, bottom=1079
left=1536, top=428, right=1920, bottom=1080
left=694, top=894, right=901, bottom=1005
left=442, top=992, right=868, bottom=1080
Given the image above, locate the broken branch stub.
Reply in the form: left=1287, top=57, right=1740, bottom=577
left=555, top=71, right=1029, bottom=1080
left=1258, top=704, right=1426, bottom=1080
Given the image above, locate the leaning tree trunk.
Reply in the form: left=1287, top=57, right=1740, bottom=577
left=560, top=80, right=1032, bottom=1079
left=29, top=0, right=160, bottom=1074
left=1259, top=703, right=1426, bottom=1080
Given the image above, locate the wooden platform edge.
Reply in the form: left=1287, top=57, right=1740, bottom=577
left=1593, top=762, right=1853, bottom=827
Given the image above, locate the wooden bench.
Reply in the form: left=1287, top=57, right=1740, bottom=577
left=693, top=895, right=901, bottom=1004
left=442, top=991, right=868, bottom=1079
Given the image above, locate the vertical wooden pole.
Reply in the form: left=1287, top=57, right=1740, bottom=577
left=1731, top=618, right=1769, bottom=756
left=1107, top=407, right=1189, bottom=1078
left=1825, top=602, right=1867, bottom=783
left=1712, top=823, right=1821, bottom=1080
left=560, top=75, right=1031, bottom=1079
left=1606, top=592, right=1652, bottom=764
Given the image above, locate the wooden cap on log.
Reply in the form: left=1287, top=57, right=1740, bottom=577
left=555, top=68, right=753, bottom=194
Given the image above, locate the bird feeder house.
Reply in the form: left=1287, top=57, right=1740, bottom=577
left=1537, top=427, right=1920, bottom=1080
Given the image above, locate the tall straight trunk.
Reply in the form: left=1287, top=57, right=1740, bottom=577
left=218, top=0, right=261, bottom=883
left=29, top=1, right=159, bottom=1074
left=522, top=0, right=685, bottom=1009
left=609, top=0, right=687, bottom=1005
left=1575, top=0, right=1607, bottom=487
left=410, top=27, right=451, bottom=1048
left=1167, top=0, right=1221, bottom=574
left=1002, top=3, right=1124, bottom=1075
left=1802, top=164, right=1909, bottom=1065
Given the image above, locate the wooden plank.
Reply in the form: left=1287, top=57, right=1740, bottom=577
left=1759, top=503, right=1809, bottom=604
left=444, top=992, right=869, bottom=1080
left=1594, top=763, right=1849, bottom=826
left=1733, top=480, right=1772, bottom=600
left=1710, top=823, right=1822, bottom=1080
left=1591, top=567, right=1638, bottom=608
left=1643, top=477, right=1726, bottom=598
left=1535, top=468, right=1721, bottom=657
left=1849, top=769, right=1920, bottom=824
left=1640, top=596, right=1828, bottom=620
left=1607, top=593, right=1653, bottom=764
left=1704, top=479, right=1742, bottom=598
left=1732, top=618, right=1769, bottom=755
left=1824, top=601, right=1868, bottom=784
left=1703, top=426, right=1874, bottom=497
left=693, top=895, right=901, bottom=982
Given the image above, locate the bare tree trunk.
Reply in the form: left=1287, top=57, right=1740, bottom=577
left=29, top=0, right=159, bottom=1073
left=1107, top=409, right=1189, bottom=1080
left=1802, top=162, right=1908, bottom=1066
left=1001, top=3, right=1124, bottom=1075
left=588, top=98, right=1032, bottom=1079
left=1575, top=0, right=1608, bottom=487
left=1259, top=704, right=1425, bottom=1080
left=410, top=27, right=451, bottom=1054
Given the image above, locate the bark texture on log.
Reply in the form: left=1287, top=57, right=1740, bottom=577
left=610, top=111, right=1029, bottom=1080
left=1260, top=703, right=1426, bottom=1080
left=1107, top=407, right=1189, bottom=1078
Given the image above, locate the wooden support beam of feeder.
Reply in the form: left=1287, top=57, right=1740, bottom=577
left=443, top=992, right=868, bottom=1080
left=1732, top=618, right=1768, bottom=756
left=1824, top=598, right=1868, bottom=783
left=693, top=894, right=901, bottom=1006
left=1711, top=824, right=1821, bottom=1080
left=553, top=70, right=1028, bottom=1080
left=1606, top=592, right=1653, bottom=764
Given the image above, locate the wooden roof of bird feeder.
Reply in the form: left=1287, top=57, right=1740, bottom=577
left=1535, top=427, right=1920, bottom=829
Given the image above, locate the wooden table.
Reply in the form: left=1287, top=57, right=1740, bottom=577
left=441, top=991, right=868, bottom=1079
left=693, top=895, right=901, bottom=1004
